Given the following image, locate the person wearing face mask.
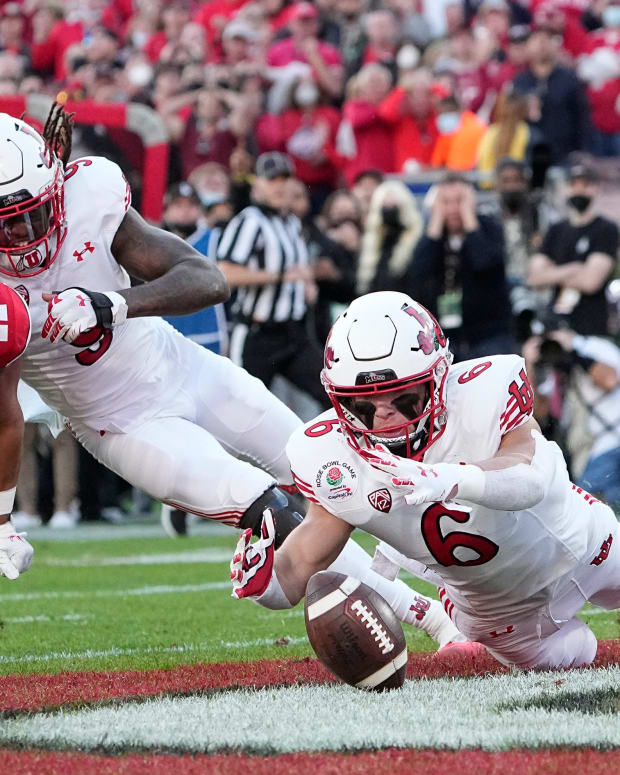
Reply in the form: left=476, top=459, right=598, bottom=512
left=256, top=77, right=340, bottom=211
left=357, top=180, right=423, bottom=296
left=430, top=94, right=487, bottom=171
left=527, top=163, right=618, bottom=338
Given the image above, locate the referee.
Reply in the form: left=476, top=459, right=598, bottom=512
left=218, top=152, right=329, bottom=407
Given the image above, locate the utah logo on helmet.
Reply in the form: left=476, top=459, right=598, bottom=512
left=0, top=114, right=67, bottom=278
left=321, top=291, right=452, bottom=460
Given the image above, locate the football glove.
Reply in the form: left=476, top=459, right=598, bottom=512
left=42, top=287, right=128, bottom=344
left=230, top=508, right=276, bottom=599
left=359, top=443, right=477, bottom=506
left=0, top=522, right=34, bottom=580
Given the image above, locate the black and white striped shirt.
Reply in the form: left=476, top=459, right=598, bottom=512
left=217, top=203, right=309, bottom=324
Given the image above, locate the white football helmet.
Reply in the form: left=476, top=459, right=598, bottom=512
left=321, top=291, right=452, bottom=459
left=0, top=114, right=66, bottom=277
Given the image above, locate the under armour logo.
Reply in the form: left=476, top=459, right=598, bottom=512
left=489, top=625, right=515, bottom=638
left=76, top=295, right=87, bottom=307
left=0, top=304, right=7, bottom=343
left=73, top=242, right=95, bottom=262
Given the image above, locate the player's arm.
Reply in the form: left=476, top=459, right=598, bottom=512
left=526, top=253, right=583, bottom=287
left=110, top=207, right=230, bottom=317
left=0, top=360, right=23, bottom=524
left=230, top=503, right=353, bottom=608
left=364, top=417, right=547, bottom=512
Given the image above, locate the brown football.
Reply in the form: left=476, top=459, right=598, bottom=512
left=304, top=570, right=407, bottom=691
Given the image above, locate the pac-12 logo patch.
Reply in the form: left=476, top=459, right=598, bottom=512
left=368, top=488, right=392, bottom=513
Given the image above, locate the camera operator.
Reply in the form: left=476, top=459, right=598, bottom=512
left=526, top=162, right=618, bottom=337
left=526, top=328, right=620, bottom=512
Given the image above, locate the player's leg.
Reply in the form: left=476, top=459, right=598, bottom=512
left=187, top=343, right=303, bottom=487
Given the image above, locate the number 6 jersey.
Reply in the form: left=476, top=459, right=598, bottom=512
left=286, top=355, right=602, bottom=618
left=1, top=157, right=197, bottom=433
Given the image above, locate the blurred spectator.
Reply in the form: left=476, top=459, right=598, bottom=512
left=385, top=0, right=432, bottom=51
left=256, top=77, right=340, bottom=209
left=410, top=173, right=513, bottom=360
left=357, top=179, right=422, bottom=294
left=145, top=1, right=191, bottom=64
left=513, top=25, right=592, bottom=165
left=360, top=10, right=398, bottom=76
left=477, top=89, right=539, bottom=186
left=431, top=93, right=487, bottom=170
left=379, top=66, right=439, bottom=174
left=162, top=181, right=206, bottom=240
left=288, top=180, right=359, bottom=343
left=31, top=2, right=82, bottom=81
left=485, top=23, right=532, bottom=95
left=493, top=156, right=544, bottom=342
left=194, top=0, right=250, bottom=48
left=339, top=63, right=393, bottom=186
left=218, top=151, right=328, bottom=406
left=0, top=2, right=28, bottom=59
left=434, top=25, right=490, bottom=114
left=179, top=88, right=248, bottom=178
left=14, top=427, right=79, bottom=530
left=266, top=2, right=344, bottom=100
left=527, top=162, right=619, bottom=337
left=350, top=168, right=384, bottom=221
left=324, top=0, right=367, bottom=80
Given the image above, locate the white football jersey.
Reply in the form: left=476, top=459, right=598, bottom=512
left=287, top=355, right=602, bottom=617
left=2, top=157, right=197, bottom=433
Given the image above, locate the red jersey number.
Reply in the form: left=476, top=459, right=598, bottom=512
left=304, top=419, right=340, bottom=438
left=421, top=503, right=499, bottom=567
left=458, top=361, right=492, bottom=384
left=70, top=326, right=112, bottom=366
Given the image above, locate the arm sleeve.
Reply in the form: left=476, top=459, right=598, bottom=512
left=0, top=286, right=31, bottom=368
left=378, top=88, right=408, bottom=123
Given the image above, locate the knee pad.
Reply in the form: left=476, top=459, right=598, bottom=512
left=239, top=485, right=305, bottom=548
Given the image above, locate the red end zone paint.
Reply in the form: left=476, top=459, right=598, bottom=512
left=1, top=640, right=620, bottom=713
left=2, top=748, right=620, bottom=775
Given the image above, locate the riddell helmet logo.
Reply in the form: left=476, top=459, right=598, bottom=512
left=368, top=488, right=392, bottom=513
left=326, top=466, right=343, bottom=486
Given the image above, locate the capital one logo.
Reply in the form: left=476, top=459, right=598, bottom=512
left=0, top=304, right=7, bottom=342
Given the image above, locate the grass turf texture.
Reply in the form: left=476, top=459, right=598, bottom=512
left=0, top=531, right=618, bottom=676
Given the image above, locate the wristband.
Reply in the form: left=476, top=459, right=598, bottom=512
left=253, top=569, right=293, bottom=610
left=454, top=465, right=486, bottom=503
left=0, top=487, right=16, bottom=515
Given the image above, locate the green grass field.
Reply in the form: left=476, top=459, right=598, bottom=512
left=1, top=525, right=618, bottom=677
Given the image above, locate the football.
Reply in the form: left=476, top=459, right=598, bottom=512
left=304, top=570, right=407, bottom=691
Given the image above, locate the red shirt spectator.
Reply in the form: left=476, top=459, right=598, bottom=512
left=378, top=70, right=438, bottom=173
left=30, top=9, right=83, bottom=81
left=144, top=2, right=190, bottom=63
left=256, top=82, right=340, bottom=187
left=339, top=63, right=394, bottom=186
left=194, top=0, right=250, bottom=46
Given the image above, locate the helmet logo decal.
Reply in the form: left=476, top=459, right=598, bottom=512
left=417, top=327, right=436, bottom=355
left=325, top=345, right=335, bottom=369
left=16, top=247, right=43, bottom=271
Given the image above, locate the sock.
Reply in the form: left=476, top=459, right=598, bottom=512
left=328, top=539, right=463, bottom=647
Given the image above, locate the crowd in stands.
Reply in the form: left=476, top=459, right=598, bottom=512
left=5, top=0, right=619, bottom=525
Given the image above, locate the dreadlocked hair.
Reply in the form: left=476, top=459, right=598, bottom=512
left=42, top=101, right=75, bottom=169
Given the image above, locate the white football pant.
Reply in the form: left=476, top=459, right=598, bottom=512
left=67, top=345, right=302, bottom=527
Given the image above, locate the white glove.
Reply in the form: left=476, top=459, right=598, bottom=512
left=230, top=509, right=276, bottom=599
left=42, top=287, right=128, bottom=344
left=359, top=444, right=484, bottom=506
left=0, top=521, right=34, bottom=580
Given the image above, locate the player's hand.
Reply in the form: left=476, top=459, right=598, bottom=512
left=230, top=508, right=276, bottom=599
left=0, top=522, right=34, bottom=580
left=41, top=288, right=128, bottom=344
left=359, top=444, right=460, bottom=505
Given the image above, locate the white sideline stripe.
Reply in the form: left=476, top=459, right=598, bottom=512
left=355, top=648, right=408, bottom=688
left=3, top=667, right=619, bottom=753
left=0, top=636, right=307, bottom=665
left=44, top=549, right=232, bottom=567
left=306, top=577, right=361, bottom=620
left=0, top=580, right=230, bottom=602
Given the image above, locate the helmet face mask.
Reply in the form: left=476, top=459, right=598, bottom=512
left=0, top=116, right=66, bottom=278
left=321, top=292, right=452, bottom=460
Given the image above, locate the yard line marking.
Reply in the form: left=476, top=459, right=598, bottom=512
left=2, top=613, right=89, bottom=625
left=0, top=580, right=230, bottom=602
left=0, top=636, right=307, bottom=665
left=44, top=549, right=232, bottom=567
